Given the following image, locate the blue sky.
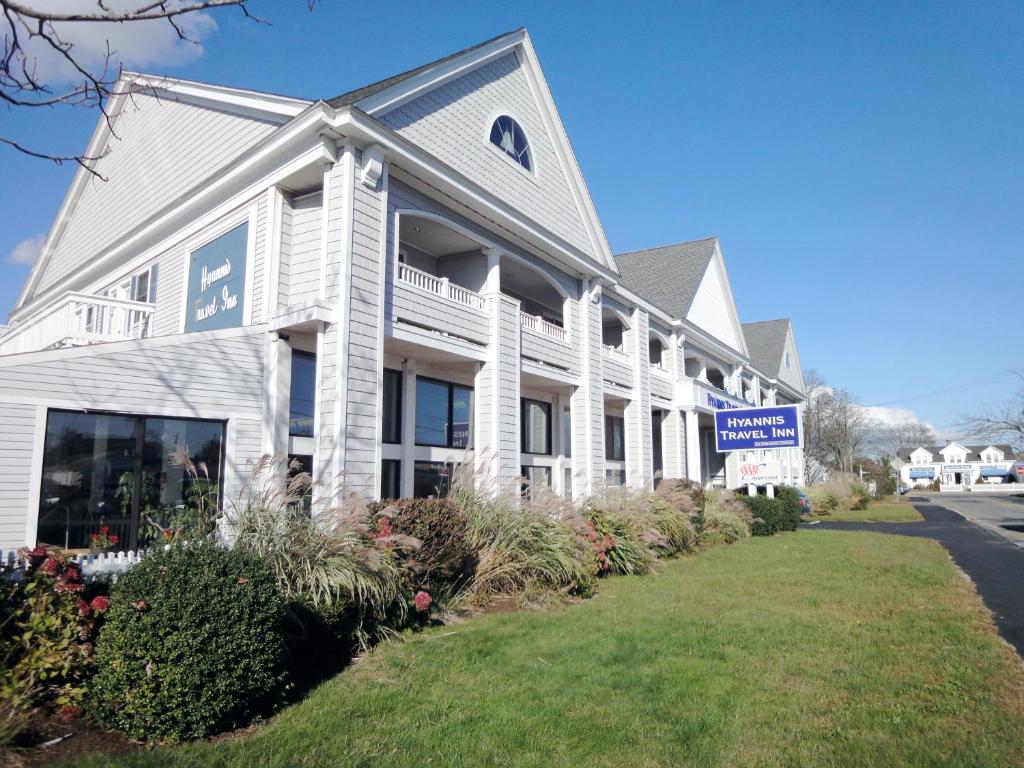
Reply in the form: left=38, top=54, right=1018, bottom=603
left=2, top=0, right=1022, bottom=439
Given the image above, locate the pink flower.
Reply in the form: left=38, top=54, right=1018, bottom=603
left=76, top=598, right=92, bottom=617
left=414, top=591, right=432, bottom=612
left=377, top=517, right=392, bottom=538
left=54, top=578, right=84, bottom=594
left=41, top=556, right=60, bottom=575
left=90, top=595, right=111, bottom=614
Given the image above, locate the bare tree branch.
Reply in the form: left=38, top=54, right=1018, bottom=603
left=1, top=1, right=262, bottom=170
left=958, top=370, right=1024, bottom=452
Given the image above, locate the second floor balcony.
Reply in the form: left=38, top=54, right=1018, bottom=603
left=0, top=292, right=155, bottom=356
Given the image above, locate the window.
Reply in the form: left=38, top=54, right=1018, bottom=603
left=289, top=352, right=316, bottom=437
left=561, top=405, right=572, bottom=458
left=287, top=453, right=313, bottom=512
left=784, top=351, right=792, bottom=369
left=605, top=468, right=625, bottom=487
left=649, top=340, right=663, bottom=366
left=605, top=415, right=625, bottom=461
left=382, top=369, right=402, bottom=444
left=36, top=410, right=224, bottom=551
left=489, top=115, right=532, bottom=171
left=381, top=459, right=401, bottom=499
left=521, top=465, right=551, bottom=497
left=415, top=377, right=473, bottom=448
left=521, top=399, right=552, bottom=455
left=413, top=461, right=453, bottom=498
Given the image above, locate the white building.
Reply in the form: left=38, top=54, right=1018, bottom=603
left=0, top=29, right=806, bottom=552
left=897, top=442, right=1019, bottom=489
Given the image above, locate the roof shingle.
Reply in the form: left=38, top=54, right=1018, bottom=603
left=612, top=237, right=717, bottom=318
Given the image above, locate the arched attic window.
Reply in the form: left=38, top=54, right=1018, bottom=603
left=489, top=115, right=532, bottom=171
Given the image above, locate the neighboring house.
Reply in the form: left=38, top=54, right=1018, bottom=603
left=0, top=29, right=807, bottom=552
left=897, top=442, right=1019, bottom=489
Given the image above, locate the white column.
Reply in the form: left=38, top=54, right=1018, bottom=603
left=685, top=409, right=701, bottom=482
left=261, top=331, right=291, bottom=456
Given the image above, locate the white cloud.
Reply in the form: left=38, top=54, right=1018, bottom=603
left=7, top=234, right=45, bottom=266
left=863, top=405, right=937, bottom=434
left=3, top=1, right=218, bottom=86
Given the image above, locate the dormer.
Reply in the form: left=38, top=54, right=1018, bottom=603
left=939, top=442, right=971, bottom=465
left=980, top=446, right=1005, bottom=464
left=909, top=447, right=934, bottom=465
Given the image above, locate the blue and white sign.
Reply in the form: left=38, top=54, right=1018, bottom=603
left=909, top=468, right=935, bottom=479
left=184, top=223, right=248, bottom=333
left=714, top=405, right=801, bottom=452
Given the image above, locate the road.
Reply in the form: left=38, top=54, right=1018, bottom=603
left=923, top=492, right=1024, bottom=543
left=805, top=497, right=1024, bottom=657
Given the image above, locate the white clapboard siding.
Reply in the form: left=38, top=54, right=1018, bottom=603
left=0, top=326, right=267, bottom=549
left=391, top=282, right=489, bottom=346
left=602, top=349, right=633, bottom=389
left=37, top=95, right=279, bottom=296
left=285, top=191, right=322, bottom=307
left=520, top=325, right=578, bottom=375
left=380, top=54, right=590, bottom=255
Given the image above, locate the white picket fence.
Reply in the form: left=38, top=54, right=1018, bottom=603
left=1, top=548, right=148, bottom=578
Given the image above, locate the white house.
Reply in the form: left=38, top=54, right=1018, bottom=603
left=0, top=29, right=807, bottom=552
left=898, top=442, right=1019, bottom=489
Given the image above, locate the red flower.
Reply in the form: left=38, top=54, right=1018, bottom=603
left=89, top=533, right=100, bottom=542
left=378, top=517, right=392, bottom=537
left=54, top=578, right=84, bottom=594
left=27, top=546, right=47, bottom=559
left=57, top=704, right=81, bottom=723
left=90, top=595, right=111, bottom=613
left=163, top=528, right=174, bottom=540
left=100, top=525, right=110, bottom=534
left=41, top=556, right=61, bottom=575
left=414, top=591, right=432, bottom=612
left=65, top=563, right=82, bottom=580
left=109, top=534, right=119, bottom=545
left=76, top=598, right=92, bottom=617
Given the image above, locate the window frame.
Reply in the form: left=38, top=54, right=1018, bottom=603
left=37, top=408, right=227, bottom=551
left=487, top=113, right=535, bottom=175
left=289, top=350, right=317, bottom=438
left=414, top=376, right=474, bottom=449
left=520, top=397, right=553, bottom=456
left=605, top=414, right=625, bottom=462
left=381, top=458, right=401, bottom=499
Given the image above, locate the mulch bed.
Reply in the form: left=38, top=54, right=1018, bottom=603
left=2, top=712, right=142, bottom=767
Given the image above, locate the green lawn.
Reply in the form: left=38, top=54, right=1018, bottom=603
left=63, top=532, right=1024, bottom=768
left=808, top=500, right=923, bottom=522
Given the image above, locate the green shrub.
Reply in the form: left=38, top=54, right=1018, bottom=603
left=850, top=482, right=871, bottom=510
left=88, top=545, right=288, bottom=743
left=701, top=490, right=752, bottom=544
left=371, top=498, right=478, bottom=603
left=739, top=488, right=802, bottom=536
left=648, top=498, right=700, bottom=556
left=0, top=548, right=110, bottom=744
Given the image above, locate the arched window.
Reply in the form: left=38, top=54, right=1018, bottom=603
left=489, top=115, right=532, bottom=171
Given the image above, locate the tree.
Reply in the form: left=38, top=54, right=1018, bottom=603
left=801, top=369, right=878, bottom=477
left=873, top=421, right=937, bottom=463
left=960, top=370, right=1024, bottom=452
left=1, top=1, right=259, bottom=173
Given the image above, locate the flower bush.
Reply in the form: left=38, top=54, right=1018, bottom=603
left=0, top=548, right=110, bottom=745
left=88, top=544, right=289, bottom=743
left=88, top=525, right=120, bottom=551
left=582, top=491, right=659, bottom=576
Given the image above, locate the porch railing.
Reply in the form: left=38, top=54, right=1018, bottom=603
left=0, top=292, right=155, bottom=355
left=397, top=263, right=486, bottom=311
left=520, top=311, right=567, bottom=342
left=603, top=344, right=632, bottom=365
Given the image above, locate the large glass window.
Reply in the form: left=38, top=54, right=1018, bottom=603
left=415, top=377, right=473, bottom=449
left=605, top=415, right=625, bottom=461
left=290, top=352, right=316, bottom=437
left=521, top=399, right=552, bottom=455
left=413, top=461, right=453, bottom=498
left=381, top=459, right=401, bottom=499
left=36, top=410, right=224, bottom=551
left=561, top=405, right=572, bottom=458
left=382, top=369, right=402, bottom=444
left=521, top=465, right=551, bottom=498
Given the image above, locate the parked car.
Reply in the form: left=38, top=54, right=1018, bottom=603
left=795, top=489, right=811, bottom=515
left=898, top=486, right=913, bottom=496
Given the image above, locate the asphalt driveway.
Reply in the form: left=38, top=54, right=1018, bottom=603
left=804, top=498, right=1024, bottom=657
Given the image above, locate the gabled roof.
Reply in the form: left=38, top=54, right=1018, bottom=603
left=899, top=444, right=1016, bottom=462
left=328, top=29, right=523, bottom=108
left=613, top=237, right=718, bottom=318
left=742, top=319, right=792, bottom=379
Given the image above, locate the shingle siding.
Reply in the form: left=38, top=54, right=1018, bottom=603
left=380, top=53, right=591, bottom=256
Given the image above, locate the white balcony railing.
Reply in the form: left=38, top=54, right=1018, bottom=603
left=520, top=312, right=567, bottom=342
left=0, top=292, right=155, bottom=355
left=397, top=263, right=486, bottom=310
left=603, top=344, right=632, bottom=365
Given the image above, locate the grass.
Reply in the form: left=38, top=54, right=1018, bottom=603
left=59, top=532, right=1024, bottom=768
left=808, top=500, right=923, bottom=523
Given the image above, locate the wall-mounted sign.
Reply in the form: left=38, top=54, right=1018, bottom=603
left=714, top=404, right=801, bottom=452
left=184, top=223, right=248, bottom=333
left=909, top=468, right=935, bottom=479
left=696, top=384, right=746, bottom=412
left=942, top=464, right=972, bottom=472
left=980, top=466, right=1009, bottom=477
left=738, top=459, right=781, bottom=485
